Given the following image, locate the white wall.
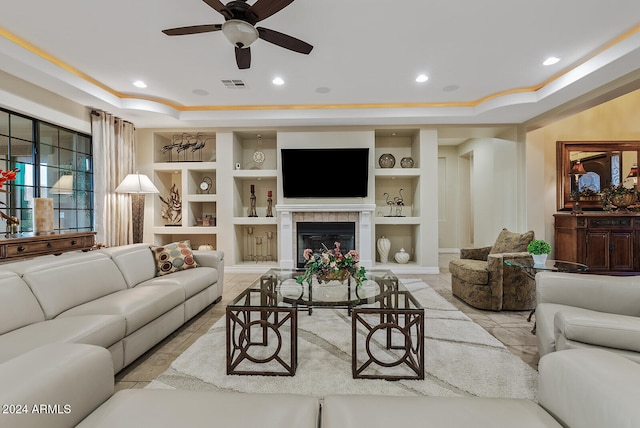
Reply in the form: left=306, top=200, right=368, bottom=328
left=455, top=137, right=522, bottom=248
left=0, top=70, right=90, bottom=133
left=437, top=146, right=459, bottom=250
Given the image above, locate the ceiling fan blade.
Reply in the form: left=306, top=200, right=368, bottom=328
left=247, top=0, right=295, bottom=22
left=257, top=27, right=313, bottom=54
left=235, top=47, right=251, bottom=69
left=203, top=0, right=232, bottom=19
left=162, top=24, right=222, bottom=36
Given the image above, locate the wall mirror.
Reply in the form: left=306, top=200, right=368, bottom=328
left=557, top=141, right=639, bottom=211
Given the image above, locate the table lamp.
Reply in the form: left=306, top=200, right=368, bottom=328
left=115, top=173, right=159, bottom=243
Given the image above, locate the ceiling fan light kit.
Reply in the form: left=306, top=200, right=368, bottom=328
left=162, top=0, right=313, bottom=69
left=222, top=19, right=259, bottom=48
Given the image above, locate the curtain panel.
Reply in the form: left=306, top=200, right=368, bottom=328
left=91, top=111, right=135, bottom=246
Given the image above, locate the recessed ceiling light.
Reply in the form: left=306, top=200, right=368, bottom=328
left=416, top=74, right=429, bottom=83
left=543, top=57, right=560, bottom=66
left=133, top=80, right=147, bottom=88
left=272, top=77, right=284, bottom=85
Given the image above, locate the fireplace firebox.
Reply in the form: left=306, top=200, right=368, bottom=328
left=296, top=222, right=356, bottom=268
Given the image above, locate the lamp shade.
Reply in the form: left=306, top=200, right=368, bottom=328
left=222, top=19, right=259, bottom=48
left=115, top=174, right=159, bottom=194
left=50, top=175, right=74, bottom=194
left=569, top=161, right=587, bottom=176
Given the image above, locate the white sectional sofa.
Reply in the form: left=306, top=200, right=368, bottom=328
left=0, top=244, right=224, bottom=372
left=536, top=271, right=640, bottom=362
left=1, top=343, right=638, bottom=428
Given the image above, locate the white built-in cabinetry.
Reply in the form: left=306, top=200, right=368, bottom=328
left=373, top=130, right=424, bottom=271
left=149, top=132, right=218, bottom=249
left=138, top=128, right=437, bottom=273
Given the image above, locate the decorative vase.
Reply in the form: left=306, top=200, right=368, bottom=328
left=377, top=236, right=391, bottom=263
left=394, top=248, right=410, bottom=264
left=531, top=254, right=548, bottom=267
left=322, top=269, right=351, bottom=283
left=400, top=157, right=414, bottom=168
left=378, top=153, right=396, bottom=168
left=611, top=193, right=637, bottom=211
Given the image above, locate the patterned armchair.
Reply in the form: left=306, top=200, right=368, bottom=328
left=449, top=228, right=536, bottom=311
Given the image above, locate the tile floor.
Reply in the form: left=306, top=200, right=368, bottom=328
left=114, top=256, right=539, bottom=391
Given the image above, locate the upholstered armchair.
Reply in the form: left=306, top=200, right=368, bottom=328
left=449, top=228, right=536, bottom=311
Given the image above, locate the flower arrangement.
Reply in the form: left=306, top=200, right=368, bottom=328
left=296, top=242, right=367, bottom=286
left=0, top=168, right=20, bottom=225
left=527, top=239, right=551, bottom=255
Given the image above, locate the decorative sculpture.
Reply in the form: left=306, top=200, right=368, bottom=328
left=159, top=183, right=182, bottom=225
left=163, top=133, right=211, bottom=162
left=383, top=188, right=405, bottom=217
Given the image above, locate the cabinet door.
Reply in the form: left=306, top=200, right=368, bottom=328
left=585, top=231, right=610, bottom=271
left=610, top=231, right=635, bottom=272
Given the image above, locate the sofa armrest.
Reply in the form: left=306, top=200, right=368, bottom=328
left=192, top=250, right=224, bottom=269
left=0, top=343, right=114, bottom=428
left=460, top=246, right=491, bottom=261
left=536, top=272, right=640, bottom=316
left=538, top=349, right=640, bottom=428
left=193, top=250, right=224, bottom=288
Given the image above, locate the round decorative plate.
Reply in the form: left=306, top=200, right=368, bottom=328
left=253, top=151, right=265, bottom=163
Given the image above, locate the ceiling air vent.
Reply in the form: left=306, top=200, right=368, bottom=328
left=221, top=79, right=247, bottom=89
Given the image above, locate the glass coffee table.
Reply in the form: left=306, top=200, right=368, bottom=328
left=226, top=269, right=424, bottom=380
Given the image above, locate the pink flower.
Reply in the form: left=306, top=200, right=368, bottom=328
left=303, top=248, right=313, bottom=260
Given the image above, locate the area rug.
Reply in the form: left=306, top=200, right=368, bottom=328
left=147, top=279, right=537, bottom=399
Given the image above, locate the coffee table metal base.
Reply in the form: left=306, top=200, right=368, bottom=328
left=352, top=307, right=425, bottom=380
left=226, top=304, right=297, bottom=376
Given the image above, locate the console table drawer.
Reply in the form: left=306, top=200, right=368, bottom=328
left=0, top=232, right=96, bottom=260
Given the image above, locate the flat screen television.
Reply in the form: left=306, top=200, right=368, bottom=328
left=281, top=148, right=369, bottom=198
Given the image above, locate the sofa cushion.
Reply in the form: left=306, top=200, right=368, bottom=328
left=58, top=285, right=184, bottom=335
left=102, top=244, right=156, bottom=288
left=0, top=314, right=125, bottom=364
left=78, top=390, right=320, bottom=428
left=137, top=266, right=218, bottom=299
left=151, top=240, right=198, bottom=276
left=555, top=308, right=640, bottom=353
left=0, top=271, right=45, bottom=335
left=449, top=259, right=489, bottom=284
left=490, top=228, right=534, bottom=254
left=322, top=395, right=561, bottom=428
left=14, top=252, right=128, bottom=320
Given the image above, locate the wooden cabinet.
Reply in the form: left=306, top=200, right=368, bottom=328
left=554, top=213, right=640, bottom=274
left=0, top=231, right=96, bottom=261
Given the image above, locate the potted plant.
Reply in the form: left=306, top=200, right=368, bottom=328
left=527, top=239, right=551, bottom=267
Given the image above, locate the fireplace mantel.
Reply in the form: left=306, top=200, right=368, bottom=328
left=276, top=204, right=376, bottom=269
left=276, top=204, right=376, bottom=213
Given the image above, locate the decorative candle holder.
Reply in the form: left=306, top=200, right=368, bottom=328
left=266, top=190, right=273, bottom=217
left=248, top=184, right=257, bottom=217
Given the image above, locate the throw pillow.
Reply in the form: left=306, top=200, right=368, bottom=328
left=489, top=228, right=534, bottom=254
left=151, top=240, right=198, bottom=276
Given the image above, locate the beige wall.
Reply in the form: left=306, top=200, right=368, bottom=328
left=526, top=87, right=640, bottom=255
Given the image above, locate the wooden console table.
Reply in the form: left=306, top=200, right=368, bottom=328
left=0, top=231, right=96, bottom=261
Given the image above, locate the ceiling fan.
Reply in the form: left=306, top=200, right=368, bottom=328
left=162, top=0, right=313, bottom=69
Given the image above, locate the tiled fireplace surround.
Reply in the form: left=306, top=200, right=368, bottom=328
left=276, top=204, right=376, bottom=270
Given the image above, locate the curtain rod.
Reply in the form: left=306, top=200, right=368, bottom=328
left=91, top=109, right=135, bottom=128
